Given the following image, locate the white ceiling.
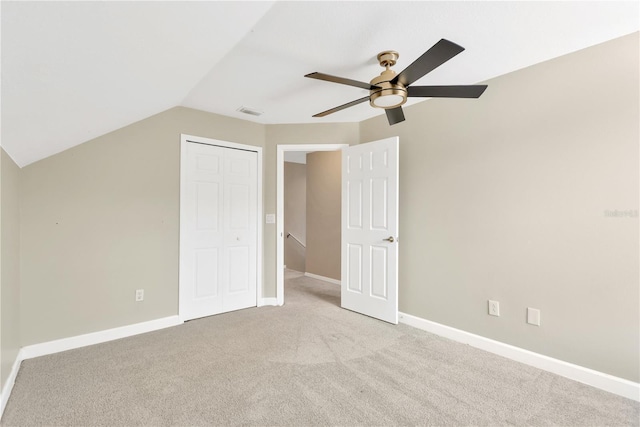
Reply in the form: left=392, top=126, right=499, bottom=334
left=2, top=1, right=638, bottom=167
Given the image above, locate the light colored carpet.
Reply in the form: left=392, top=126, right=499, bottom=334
left=2, top=270, right=638, bottom=426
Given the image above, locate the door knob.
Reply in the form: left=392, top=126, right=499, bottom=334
left=383, top=236, right=395, bottom=243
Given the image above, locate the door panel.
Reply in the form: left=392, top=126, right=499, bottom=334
left=371, top=178, right=388, bottom=230
left=196, top=182, right=220, bottom=230
left=341, top=137, right=399, bottom=324
left=347, top=243, right=363, bottom=293
left=181, top=142, right=257, bottom=320
left=228, top=246, right=250, bottom=292
left=195, top=249, right=219, bottom=298
left=222, top=147, right=257, bottom=312
left=347, top=180, right=363, bottom=228
left=370, top=246, right=388, bottom=299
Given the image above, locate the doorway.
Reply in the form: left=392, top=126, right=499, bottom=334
left=276, top=144, right=349, bottom=305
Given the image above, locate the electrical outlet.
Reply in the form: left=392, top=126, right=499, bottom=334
left=488, top=300, right=500, bottom=316
left=527, top=307, right=540, bottom=326
left=135, top=289, right=144, bottom=302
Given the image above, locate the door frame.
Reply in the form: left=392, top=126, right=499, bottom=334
left=276, top=144, right=349, bottom=305
left=179, top=134, right=264, bottom=321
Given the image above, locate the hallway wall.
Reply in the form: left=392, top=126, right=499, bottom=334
left=284, top=161, right=306, bottom=272
left=306, top=151, right=341, bottom=281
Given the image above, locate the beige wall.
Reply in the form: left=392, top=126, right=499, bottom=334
left=19, top=107, right=265, bottom=345
left=1, top=149, right=21, bottom=387
left=8, top=33, right=638, bottom=384
left=19, top=112, right=358, bottom=345
left=284, top=162, right=306, bottom=273
left=360, top=33, right=639, bottom=381
left=306, top=151, right=341, bottom=280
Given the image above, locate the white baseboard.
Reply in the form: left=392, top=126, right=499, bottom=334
left=398, top=312, right=640, bottom=402
left=1, top=353, right=22, bottom=418
left=304, top=272, right=341, bottom=286
left=259, top=297, right=279, bottom=306
left=20, top=316, right=183, bottom=360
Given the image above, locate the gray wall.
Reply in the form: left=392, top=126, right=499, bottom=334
left=284, top=161, right=306, bottom=272
left=360, top=33, right=639, bottom=381
left=19, top=107, right=265, bottom=345
left=306, top=151, right=341, bottom=281
left=1, top=149, right=21, bottom=388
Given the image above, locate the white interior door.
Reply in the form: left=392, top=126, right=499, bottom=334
left=341, top=137, right=399, bottom=324
left=181, top=141, right=258, bottom=321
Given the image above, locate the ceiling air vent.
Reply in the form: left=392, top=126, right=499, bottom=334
left=237, top=106, right=263, bottom=117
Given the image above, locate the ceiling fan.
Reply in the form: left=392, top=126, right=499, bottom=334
left=305, top=39, right=488, bottom=126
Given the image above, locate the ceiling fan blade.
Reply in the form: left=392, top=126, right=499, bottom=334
left=305, top=72, right=380, bottom=90
left=312, top=96, right=370, bottom=117
left=385, top=107, right=405, bottom=125
left=407, top=85, right=488, bottom=98
left=392, top=39, right=465, bottom=87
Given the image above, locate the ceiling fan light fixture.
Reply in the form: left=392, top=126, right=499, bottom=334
left=370, top=89, right=407, bottom=109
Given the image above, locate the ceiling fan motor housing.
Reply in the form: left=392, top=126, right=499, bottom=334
left=370, top=51, right=407, bottom=109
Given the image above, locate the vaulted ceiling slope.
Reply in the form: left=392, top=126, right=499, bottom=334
left=2, top=1, right=638, bottom=167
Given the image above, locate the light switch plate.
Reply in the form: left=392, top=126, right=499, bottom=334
left=527, top=307, right=541, bottom=326
left=265, top=214, right=275, bottom=224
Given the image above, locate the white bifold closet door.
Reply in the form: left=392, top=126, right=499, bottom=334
left=181, top=142, right=258, bottom=321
